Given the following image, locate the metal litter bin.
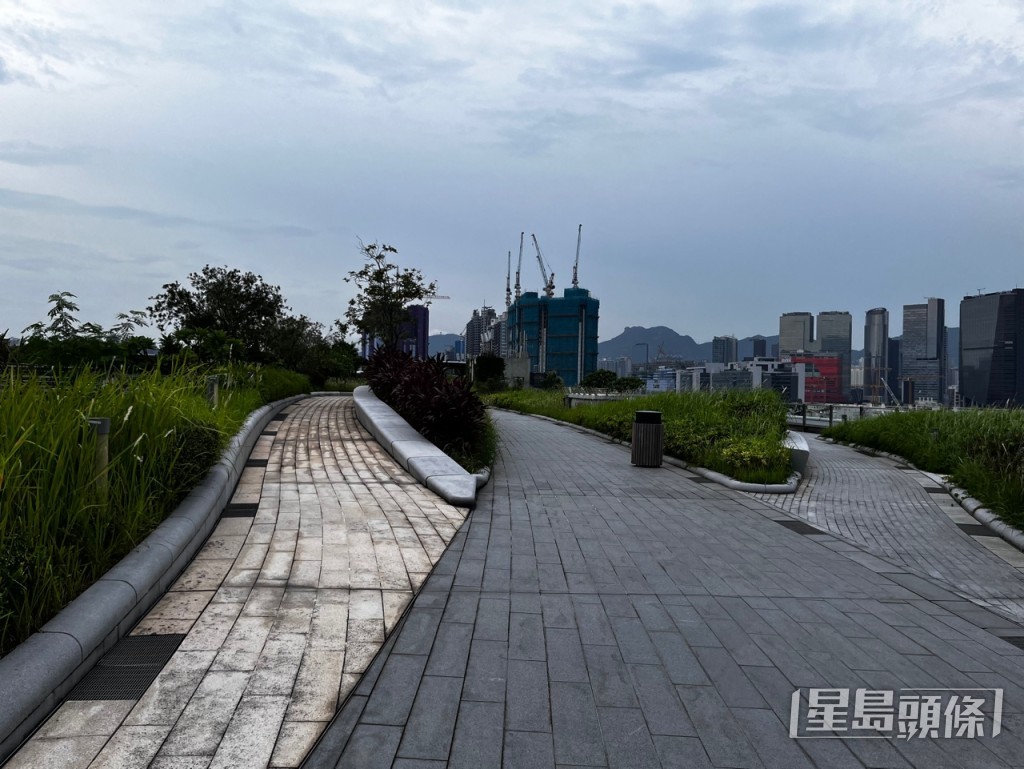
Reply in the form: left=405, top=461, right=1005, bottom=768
left=631, top=410, right=663, bottom=467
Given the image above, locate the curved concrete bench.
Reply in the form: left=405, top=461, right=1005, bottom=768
left=353, top=386, right=480, bottom=508
left=0, top=394, right=307, bottom=764
left=784, top=430, right=810, bottom=476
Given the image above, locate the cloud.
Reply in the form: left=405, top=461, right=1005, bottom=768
left=0, top=55, right=10, bottom=84
left=0, top=141, right=92, bottom=166
left=0, top=187, right=316, bottom=239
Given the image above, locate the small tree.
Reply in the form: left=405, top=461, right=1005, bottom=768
left=344, top=242, right=436, bottom=350
left=580, top=369, right=618, bottom=389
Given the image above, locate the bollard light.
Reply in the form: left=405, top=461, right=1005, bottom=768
left=88, top=417, right=110, bottom=502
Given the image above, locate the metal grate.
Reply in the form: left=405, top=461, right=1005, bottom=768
left=958, top=523, right=997, bottom=537
left=688, top=476, right=717, bottom=484
left=775, top=519, right=828, bottom=535
left=269, top=413, right=288, bottom=422
left=223, top=503, right=259, bottom=518
left=245, top=458, right=268, bottom=468
left=67, top=634, right=185, bottom=700
left=261, top=430, right=278, bottom=436
left=924, top=487, right=948, bottom=494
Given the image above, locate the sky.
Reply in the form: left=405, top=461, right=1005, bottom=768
left=1, top=1, right=1021, bottom=350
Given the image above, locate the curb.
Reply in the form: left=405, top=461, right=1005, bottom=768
left=821, top=437, right=1024, bottom=554
left=0, top=393, right=307, bottom=764
left=352, top=386, right=483, bottom=508
left=488, top=407, right=800, bottom=494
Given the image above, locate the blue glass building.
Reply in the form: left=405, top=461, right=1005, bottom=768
left=507, top=287, right=599, bottom=386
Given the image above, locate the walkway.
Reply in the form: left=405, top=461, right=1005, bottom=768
left=307, top=410, right=1024, bottom=769
left=6, top=397, right=468, bottom=769
left=749, top=438, right=1024, bottom=623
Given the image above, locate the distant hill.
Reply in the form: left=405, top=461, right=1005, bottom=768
left=598, top=326, right=780, bottom=362
left=428, top=333, right=462, bottom=356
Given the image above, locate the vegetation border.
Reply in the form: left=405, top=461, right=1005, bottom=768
left=822, top=437, right=1024, bottom=554
left=488, top=407, right=801, bottom=494
left=0, top=394, right=308, bottom=764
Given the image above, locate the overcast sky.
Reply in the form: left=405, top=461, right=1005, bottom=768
left=2, top=1, right=1021, bottom=349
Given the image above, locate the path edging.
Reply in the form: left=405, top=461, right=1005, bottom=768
left=0, top=393, right=306, bottom=764
left=822, top=437, right=1024, bottom=553
left=352, top=386, right=481, bottom=507
left=489, top=406, right=800, bottom=493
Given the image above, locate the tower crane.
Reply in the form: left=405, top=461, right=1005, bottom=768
left=531, top=233, right=556, bottom=298
left=505, top=251, right=512, bottom=309
left=515, top=232, right=523, bottom=302
left=572, top=223, right=582, bottom=289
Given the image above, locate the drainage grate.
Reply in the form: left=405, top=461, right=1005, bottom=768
left=245, top=458, right=268, bottom=468
left=67, top=634, right=185, bottom=700
left=223, top=503, right=259, bottom=518
left=924, top=487, right=948, bottom=494
left=958, top=523, right=997, bottom=537
left=689, top=476, right=717, bottom=484
left=261, top=430, right=278, bottom=436
left=269, top=413, right=288, bottom=422
left=775, top=519, right=827, bottom=535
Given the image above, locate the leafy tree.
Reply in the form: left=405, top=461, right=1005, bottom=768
left=148, top=266, right=289, bottom=362
left=615, top=376, right=644, bottom=392
left=344, top=242, right=436, bottom=350
left=580, top=369, right=618, bottom=389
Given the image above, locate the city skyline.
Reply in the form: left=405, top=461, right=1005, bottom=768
left=2, top=2, right=1021, bottom=349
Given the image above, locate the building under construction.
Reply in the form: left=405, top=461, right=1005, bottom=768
left=503, top=227, right=600, bottom=387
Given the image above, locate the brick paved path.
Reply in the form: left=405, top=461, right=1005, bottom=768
left=307, top=410, right=1024, bottom=769
left=6, top=397, right=468, bottom=769
left=749, top=438, right=1024, bottom=623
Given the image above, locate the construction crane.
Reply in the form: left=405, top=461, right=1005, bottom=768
left=515, top=232, right=524, bottom=301
left=505, top=251, right=512, bottom=309
left=571, top=223, right=582, bottom=289
left=531, top=233, right=555, bottom=298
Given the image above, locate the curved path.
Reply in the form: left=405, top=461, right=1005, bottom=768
left=5, top=397, right=468, bottom=769
left=749, top=438, right=1024, bottom=623
left=306, top=409, right=1024, bottom=769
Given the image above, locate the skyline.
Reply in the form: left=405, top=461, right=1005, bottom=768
left=2, top=2, right=1022, bottom=351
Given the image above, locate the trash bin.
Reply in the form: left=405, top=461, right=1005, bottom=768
left=631, top=410, right=663, bottom=467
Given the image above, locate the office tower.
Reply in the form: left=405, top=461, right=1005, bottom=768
left=752, top=336, right=767, bottom=358
left=712, top=335, right=738, bottom=364
left=901, top=298, right=946, bottom=403
left=864, top=308, right=889, bottom=404
left=960, top=289, right=1024, bottom=406
left=397, top=304, right=429, bottom=359
left=817, top=311, right=852, bottom=400
left=465, top=305, right=496, bottom=359
left=779, top=312, right=815, bottom=354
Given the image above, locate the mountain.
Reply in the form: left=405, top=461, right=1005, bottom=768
left=598, top=326, right=780, bottom=362
left=428, top=333, right=462, bottom=356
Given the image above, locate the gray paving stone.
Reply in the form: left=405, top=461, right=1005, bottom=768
left=449, top=701, right=503, bottom=769
left=651, top=736, right=714, bottom=769
left=598, top=707, right=661, bottom=769
left=392, top=608, right=442, bottom=657
left=509, top=612, right=546, bottom=661
left=676, top=686, right=763, bottom=769
left=339, top=724, right=402, bottom=769
left=504, top=731, right=555, bottom=769
left=546, top=627, right=589, bottom=683
left=359, top=654, right=428, bottom=726
left=627, top=665, right=696, bottom=737
left=692, top=646, right=768, bottom=708
left=462, top=639, right=508, bottom=702
left=396, top=676, right=461, bottom=761
left=732, top=707, right=813, bottom=769
left=506, top=659, right=551, bottom=732
left=475, top=597, right=511, bottom=641
left=650, top=631, right=710, bottom=686
left=551, top=681, right=606, bottom=767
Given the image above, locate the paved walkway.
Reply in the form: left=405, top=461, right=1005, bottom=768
left=6, top=397, right=468, bottom=769
left=306, top=410, right=1024, bottom=769
left=12, top=403, right=1024, bottom=768
left=749, top=438, right=1024, bottom=623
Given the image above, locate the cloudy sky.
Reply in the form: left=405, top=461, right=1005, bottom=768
left=1, top=1, right=1021, bottom=348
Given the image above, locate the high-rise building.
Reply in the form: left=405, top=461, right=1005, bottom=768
left=464, top=305, right=497, bottom=359
left=506, top=287, right=600, bottom=386
left=790, top=353, right=843, bottom=403
left=863, top=308, right=889, bottom=404
left=397, top=304, right=429, bottom=359
left=712, top=335, right=738, bottom=364
left=779, top=312, right=815, bottom=354
left=901, top=298, right=946, bottom=403
left=817, top=311, right=852, bottom=400
left=887, top=338, right=902, bottom=402
left=960, top=289, right=1024, bottom=407
left=751, top=336, right=767, bottom=358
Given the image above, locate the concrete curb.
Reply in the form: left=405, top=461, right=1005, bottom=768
left=0, top=394, right=307, bottom=764
left=821, top=436, right=1024, bottom=553
left=489, top=407, right=800, bottom=494
left=352, top=386, right=481, bottom=508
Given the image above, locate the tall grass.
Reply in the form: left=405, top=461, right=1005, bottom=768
left=485, top=389, right=791, bottom=484
left=0, top=365, right=303, bottom=655
left=824, top=409, right=1024, bottom=526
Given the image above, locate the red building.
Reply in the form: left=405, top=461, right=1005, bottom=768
left=791, top=354, right=844, bottom=403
